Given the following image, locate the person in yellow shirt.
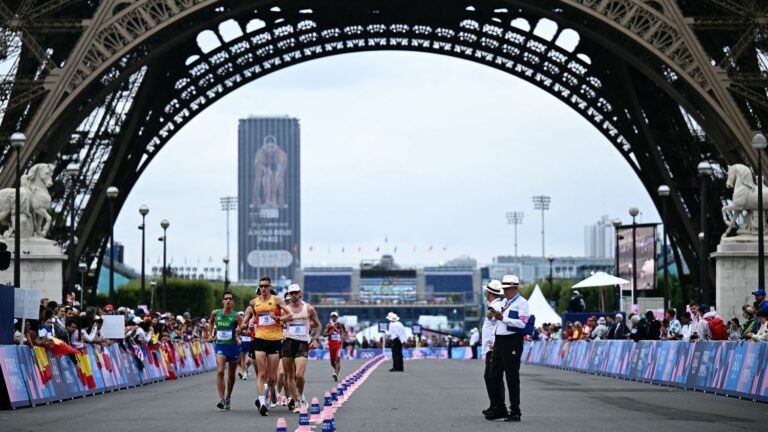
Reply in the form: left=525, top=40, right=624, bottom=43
left=241, top=276, right=292, bottom=416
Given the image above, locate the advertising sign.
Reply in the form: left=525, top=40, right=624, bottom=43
left=238, top=117, right=301, bottom=282
left=617, top=224, right=656, bottom=291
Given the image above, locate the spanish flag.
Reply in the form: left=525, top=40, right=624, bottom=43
left=75, top=349, right=96, bottom=389
left=33, top=346, right=53, bottom=385
left=161, top=342, right=177, bottom=380
left=49, top=338, right=80, bottom=357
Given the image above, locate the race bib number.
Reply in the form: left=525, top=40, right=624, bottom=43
left=240, top=335, right=251, bottom=342
left=258, top=313, right=276, bottom=326
left=330, top=333, right=341, bottom=341
left=216, top=330, right=233, bottom=341
left=288, top=323, right=307, bottom=337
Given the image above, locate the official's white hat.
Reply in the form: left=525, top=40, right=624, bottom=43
left=501, top=274, right=520, bottom=288
left=484, top=279, right=503, bottom=296
left=287, top=283, right=302, bottom=293
left=386, top=312, right=399, bottom=322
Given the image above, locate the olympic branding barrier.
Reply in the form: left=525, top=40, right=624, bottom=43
left=0, top=341, right=216, bottom=409
left=308, top=347, right=474, bottom=360
left=523, top=340, right=768, bottom=402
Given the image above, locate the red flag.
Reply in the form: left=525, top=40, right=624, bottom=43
left=49, top=338, right=80, bottom=357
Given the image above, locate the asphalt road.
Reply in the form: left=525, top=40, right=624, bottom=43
left=2, top=359, right=766, bottom=431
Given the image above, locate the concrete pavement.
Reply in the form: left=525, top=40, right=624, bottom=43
left=2, top=359, right=765, bottom=431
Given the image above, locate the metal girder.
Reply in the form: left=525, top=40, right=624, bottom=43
left=1, top=0, right=765, bottom=301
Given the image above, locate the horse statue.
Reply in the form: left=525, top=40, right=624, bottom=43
left=0, top=163, right=54, bottom=238
left=722, top=163, right=768, bottom=238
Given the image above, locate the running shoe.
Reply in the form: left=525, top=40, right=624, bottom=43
left=224, top=399, right=231, bottom=411
left=217, top=399, right=225, bottom=410
left=299, top=395, right=308, bottom=409
left=332, top=372, right=337, bottom=381
left=259, top=403, right=269, bottom=416
left=271, top=392, right=278, bottom=406
left=280, top=394, right=288, bottom=406
left=255, top=398, right=261, bottom=409
left=287, top=398, right=296, bottom=411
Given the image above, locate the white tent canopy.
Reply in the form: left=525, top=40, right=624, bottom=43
left=572, top=271, right=629, bottom=288
left=526, top=285, right=562, bottom=325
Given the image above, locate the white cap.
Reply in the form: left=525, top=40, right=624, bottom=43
left=501, top=275, right=520, bottom=287
left=132, top=317, right=143, bottom=324
left=176, top=315, right=184, bottom=323
left=330, top=311, right=339, bottom=317
left=386, top=312, right=399, bottom=322
left=287, top=283, right=302, bottom=293
left=117, top=306, right=127, bottom=313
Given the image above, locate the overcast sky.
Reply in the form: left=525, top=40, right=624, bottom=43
left=114, top=51, right=659, bottom=279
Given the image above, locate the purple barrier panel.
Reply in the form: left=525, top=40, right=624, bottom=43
left=54, top=354, right=88, bottom=399
left=85, top=345, right=108, bottom=393
left=308, top=349, right=328, bottom=360
left=543, top=340, right=565, bottom=366
left=612, top=341, right=636, bottom=378
left=45, top=349, right=74, bottom=400
left=727, top=342, right=768, bottom=401
left=0, top=346, right=30, bottom=408
left=586, top=341, right=610, bottom=373
left=685, top=341, right=719, bottom=390
left=652, top=341, right=694, bottom=386
left=121, top=343, right=144, bottom=386
left=17, top=347, right=56, bottom=405
left=628, top=341, right=655, bottom=382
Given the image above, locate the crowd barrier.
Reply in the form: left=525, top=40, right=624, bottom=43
left=0, top=341, right=216, bottom=409
left=523, top=340, right=768, bottom=402
left=309, top=347, right=474, bottom=360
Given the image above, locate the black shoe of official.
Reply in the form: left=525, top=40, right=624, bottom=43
left=484, top=408, right=508, bottom=421
left=481, top=406, right=494, bottom=415
left=504, top=413, right=521, bottom=422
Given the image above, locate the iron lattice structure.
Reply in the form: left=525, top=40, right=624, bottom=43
left=0, top=0, right=766, bottom=303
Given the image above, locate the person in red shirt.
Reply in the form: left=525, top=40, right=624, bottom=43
left=323, top=312, right=346, bottom=381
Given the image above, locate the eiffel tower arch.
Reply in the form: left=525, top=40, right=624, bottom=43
left=0, top=0, right=766, bottom=302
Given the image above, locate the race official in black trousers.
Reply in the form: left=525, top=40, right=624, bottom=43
left=386, top=312, right=405, bottom=372
left=481, top=280, right=505, bottom=416
left=486, top=275, right=529, bottom=422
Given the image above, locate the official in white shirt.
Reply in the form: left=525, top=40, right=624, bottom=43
left=386, top=312, right=405, bottom=372
left=481, top=280, right=505, bottom=417
left=487, top=275, right=529, bottom=422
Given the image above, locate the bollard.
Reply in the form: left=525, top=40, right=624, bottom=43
left=276, top=417, right=288, bottom=432
left=295, top=406, right=311, bottom=432
left=310, top=397, right=323, bottom=423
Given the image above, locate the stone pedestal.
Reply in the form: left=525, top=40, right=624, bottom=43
left=712, top=236, right=766, bottom=320
left=3, top=238, right=66, bottom=303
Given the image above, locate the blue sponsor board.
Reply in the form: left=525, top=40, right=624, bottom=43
left=0, top=346, right=30, bottom=408
left=523, top=340, right=768, bottom=403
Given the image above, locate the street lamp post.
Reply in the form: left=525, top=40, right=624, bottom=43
left=160, top=219, right=170, bottom=311
left=65, top=163, right=79, bottom=296
left=220, top=196, right=237, bottom=284
left=506, top=211, right=524, bottom=270
left=752, top=133, right=767, bottom=291
left=547, top=255, right=555, bottom=297
left=532, top=195, right=551, bottom=258
left=139, top=205, right=149, bottom=305
left=78, top=262, right=87, bottom=307
left=106, top=186, right=119, bottom=304
left=612, top=218, right=623, bottom=311
left=10, top=132, right=25, bottom=288
left=150, top=280, right=157, bottom=312
left=223, top=257, right=230, bottom=290
left=629, top=207, right=640, bottom=305
left=658, top=185, right=671, bottom=311
left=697, top=161, right=713, bottom=304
